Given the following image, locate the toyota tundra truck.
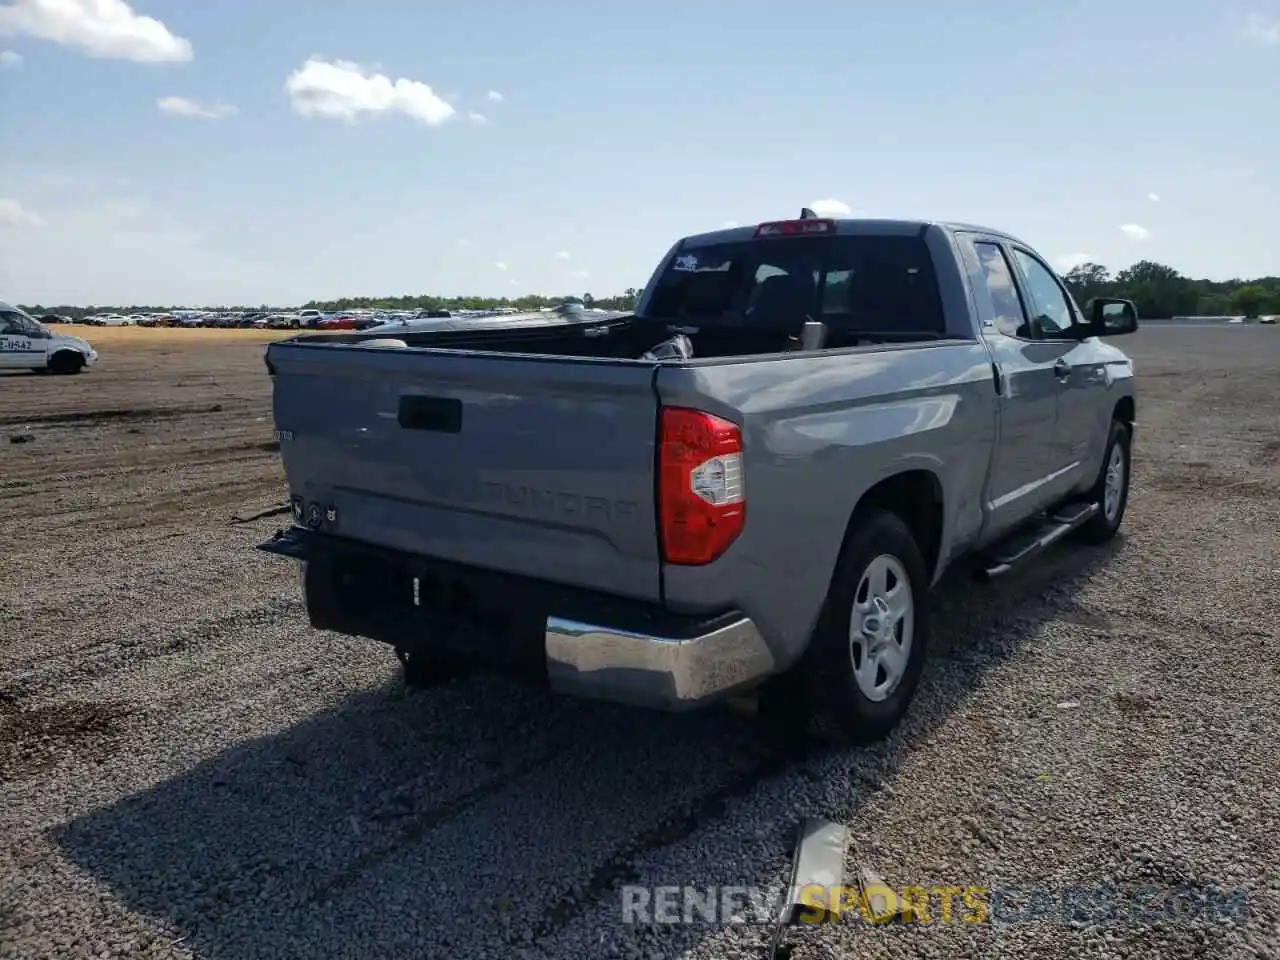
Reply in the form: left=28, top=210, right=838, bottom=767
left=258, top=214, right=1139, bottom=744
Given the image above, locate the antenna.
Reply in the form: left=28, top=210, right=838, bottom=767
left=799, top=207, right=819, bottom=220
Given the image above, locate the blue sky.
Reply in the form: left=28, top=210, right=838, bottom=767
left=1, top=0, right=1278, bottom=307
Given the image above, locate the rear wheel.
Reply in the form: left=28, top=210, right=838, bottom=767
left=48, top=351, right=85, bottom=375
left=790, top=509, right=932, bottom=745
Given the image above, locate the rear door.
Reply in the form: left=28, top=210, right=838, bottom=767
left=959, top=237, right=1066, bottom=534
left=269, top=343, right=664, bottom=601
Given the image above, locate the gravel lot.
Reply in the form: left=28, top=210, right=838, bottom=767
left=1, top=326, right=1277, bottom=960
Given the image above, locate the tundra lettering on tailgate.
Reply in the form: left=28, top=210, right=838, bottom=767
left=478, top=482, right=639, bottom=528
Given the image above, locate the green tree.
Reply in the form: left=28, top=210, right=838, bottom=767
left=1228, top=284, right=1269, bottom=319
left=1113, top=260, right=1198, bottom=319
left=1195, top=293, right=1228, bottom=316
left=1062, top=262, right=1112, bottom=306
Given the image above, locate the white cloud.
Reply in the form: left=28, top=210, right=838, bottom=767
left=1244, top=14, right=1280, bottom=44
left=467, top=110, right=487, bottom=125
left=0, top=0, right=191, bottom=62
left=568, top=269, right=590, bottom=280
left=721, top=220, right=739, bottom=228
left=156, top=95, right=237, bottom=119
left=808, top=198, right=852, bottom=217
left=284, top=57, right=455, bottom=126
left=1055, top=253, right=1094, bottom=272
left=0, top=48, right=21, bottom=67
left=486, top=90, right=503, bottom=103
left=555, top=250, right=571, bottom=260
left=454, top=238, right=472, bottom=247
left=0, top=196, right=43, bottom=226
left=1119, top=223, right=1150, bottom=241
left=1147, top=192, right=1160, bottom=202
left=494, top=261, right=507, bottom=271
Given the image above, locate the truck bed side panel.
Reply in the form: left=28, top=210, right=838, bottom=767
left=267, top=343, right=663, bottom=601
left=654, top=342, right=998, bottom=667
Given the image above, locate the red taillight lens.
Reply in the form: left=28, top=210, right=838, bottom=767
left=658, top=407, right=745, bottom=565
left=753, top=219, right=835, bottom=238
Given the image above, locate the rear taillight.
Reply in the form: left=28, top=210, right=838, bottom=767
left=658, top=407, right=745, bottom=565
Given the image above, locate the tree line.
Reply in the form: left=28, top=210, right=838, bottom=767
left=17, top=262, right=1280, bottom=321
left=17, top=289, right=645, bottom=321
left=1061, top=261, right=1279, bottom=319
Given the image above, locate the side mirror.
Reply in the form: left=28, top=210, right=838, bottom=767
left=1087, top=297, right=1138, bottom=337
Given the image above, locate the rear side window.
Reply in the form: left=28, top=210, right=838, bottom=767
left=972, top=242, right=1030, bottom=340
left=642, top=234, right=945, bottom=339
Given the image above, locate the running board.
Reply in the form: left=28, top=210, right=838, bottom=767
left=977, top=502, right=1098, bottom=580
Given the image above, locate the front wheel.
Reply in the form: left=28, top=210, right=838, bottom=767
left=1078, top=420, right=1131, bottom=544
left=48, top=351, right=85, bottom=375
left=795, top=509, right=932, bottom=746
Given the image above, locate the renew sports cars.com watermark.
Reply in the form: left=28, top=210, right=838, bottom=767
left=620, top=883, right=1251, bottom=927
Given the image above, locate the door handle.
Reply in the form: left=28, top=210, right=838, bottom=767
left=1053, top=359, right=1072, bottom=379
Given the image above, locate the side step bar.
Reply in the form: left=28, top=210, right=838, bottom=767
left=976, top=501, right=1098, bottom=580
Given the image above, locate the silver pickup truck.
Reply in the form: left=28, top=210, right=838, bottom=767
left=259, top=214, right=1138, bottom=744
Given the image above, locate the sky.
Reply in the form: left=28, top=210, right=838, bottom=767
left=1, top=0, right=1278, bottom=307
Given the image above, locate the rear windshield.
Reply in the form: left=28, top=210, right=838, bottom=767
left=640, top=234, right=946, bottom=337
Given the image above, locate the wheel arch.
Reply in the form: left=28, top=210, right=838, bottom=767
left=836, top=469, right=946, bottom=590
left=49, top=349, right=86, bottom=374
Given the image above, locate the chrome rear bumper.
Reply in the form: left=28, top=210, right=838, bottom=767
left=545, top=615, right=776, bottom=711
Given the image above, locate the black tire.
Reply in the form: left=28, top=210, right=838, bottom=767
left=395, top=647, right=458, bottom=690
left=1077, top=420, right=1131, bottom=544
left=48, top=351, right=85, bottom=375
left=793, top=508, right=932, bottom=746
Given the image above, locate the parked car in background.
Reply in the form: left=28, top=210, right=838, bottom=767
left=318, top=314, right=358, bottom=330
left=0, top=301, right=98, bottom=374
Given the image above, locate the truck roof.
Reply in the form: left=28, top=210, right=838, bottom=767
left=679, top=217, right=1029, bottom=249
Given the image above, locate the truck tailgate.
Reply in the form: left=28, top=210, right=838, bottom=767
left=268, top=343, right=662, bottom=601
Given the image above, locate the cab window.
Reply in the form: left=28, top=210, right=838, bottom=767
left=972, top=242, right=1031, bottom=339
left=1011, top=248, right=1079, bottom=339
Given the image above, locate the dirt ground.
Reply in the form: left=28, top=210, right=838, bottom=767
left=46, top=324, right=306, bottom=345
left=0, top=327, right=1277, bottom=959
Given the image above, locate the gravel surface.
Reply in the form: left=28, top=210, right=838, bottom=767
left=1, top=326, right=1277, bottom=960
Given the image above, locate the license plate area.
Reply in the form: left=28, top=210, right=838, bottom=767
left=316, top=548, right=546, bottom=674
